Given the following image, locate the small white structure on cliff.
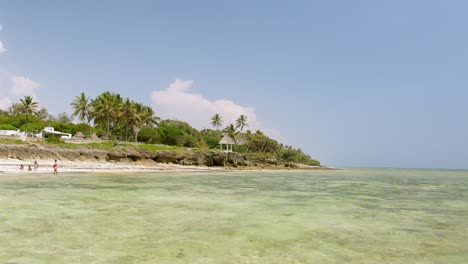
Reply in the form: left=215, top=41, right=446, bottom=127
left=40, top=127, right=72, bottom=139
left=0, top=129, right=19, bottom=136
left=0, top=129, right=27, bottom=141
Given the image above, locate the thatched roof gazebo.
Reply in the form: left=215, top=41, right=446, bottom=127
left=219, top=135, right=236, bottom=153
left=73, top=131, right=85, bottom=139
left=90, top=133, right=100, bottom=141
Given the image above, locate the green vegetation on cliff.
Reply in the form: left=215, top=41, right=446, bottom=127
left=0, top=94, right=320, bottom=166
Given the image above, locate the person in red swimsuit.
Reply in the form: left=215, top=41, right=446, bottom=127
left=53, top=159, right=58, bottom=174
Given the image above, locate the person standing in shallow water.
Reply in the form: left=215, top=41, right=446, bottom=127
left=53, top=159, right=58, bottom=174
left=33, top=160, right=39, bottom=172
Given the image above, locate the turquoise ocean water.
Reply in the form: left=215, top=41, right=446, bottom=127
left=0, top=168, right=467, bottom=263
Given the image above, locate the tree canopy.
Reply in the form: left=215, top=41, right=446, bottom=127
left=0, top=93, right=320, bottom=166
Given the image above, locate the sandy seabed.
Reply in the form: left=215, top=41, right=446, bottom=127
left=0, top=168, right=466, bottom=263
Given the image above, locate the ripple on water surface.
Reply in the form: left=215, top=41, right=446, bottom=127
left=0, top=168, right=467, bottom=263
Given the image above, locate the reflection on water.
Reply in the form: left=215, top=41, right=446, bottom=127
left=0, top=169, right=467, bottom=263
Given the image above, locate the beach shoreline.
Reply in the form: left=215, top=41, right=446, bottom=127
left=0, top=158, right=328, bottom=174
left=0, top=143, right=325, bottom=174
left=0, top=158, right=226, bottom=174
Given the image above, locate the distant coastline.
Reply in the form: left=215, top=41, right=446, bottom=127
left=1, top=92, right=320, bottom=170
left=0, top=142, right=324, bottom=173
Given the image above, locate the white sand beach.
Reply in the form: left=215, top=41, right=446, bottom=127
left=0, top=158, right=224, bottom=174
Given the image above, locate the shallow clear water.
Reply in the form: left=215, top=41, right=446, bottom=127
left=0, top=168, right=467, bottom=263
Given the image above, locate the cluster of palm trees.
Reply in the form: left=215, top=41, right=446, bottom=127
left=17, top=96, right=39, bottom=122
left=9, top=94, right=247, bottom=145
left=9, top=96, right=75, bottom=123
left=71, top=91, right=160, bottom=141
left=7, top=95, right=41, bottom=125
left=211, top=113, right=248, bottom=143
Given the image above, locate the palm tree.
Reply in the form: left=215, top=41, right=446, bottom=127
left=91, top=91, right=119, bottom=139
left=109, top=93, right=124, bottom=138
left=71, top=92, right=90, bottom=122
left=130, top=103, right=143, bottom=142
left=211, top=113, right=223, bottom=130
left=8, top=103, right=22, bottom=116
left=19, top=96, right=39, bottom=125
left=36, top=108, right=50, bottom=120
left=57, top=112, right=73, bottom=123
left=142, top=106, right=160, bottom=127
left=71, top=92, right=93, bottom=135
left=223, top=123, right=239, bottom=144
left=236, top=115, right=248, bottom=132
left=132, top=103, right=159, bottom=142
left=121, top=98, right=137, bottom=141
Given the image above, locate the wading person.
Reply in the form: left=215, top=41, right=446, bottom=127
left=33, top=160, right=39, bottom=172
left=53, top=159, right=58, bottom=174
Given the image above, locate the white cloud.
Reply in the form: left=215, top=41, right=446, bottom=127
left=0, top=26, right=41, bottom=109
left=10, top=75, right=40, bottom=98
left=0, top=25, right=5, bottom=54
left=151, top=79, right=281, bottom=139
left=0, top=97, right=11, bottom=109
left=0, top=73, right=41, bottom=110
left=167, top=79, right=194, bottom=92
left=0, top=71, right=10, bottom=109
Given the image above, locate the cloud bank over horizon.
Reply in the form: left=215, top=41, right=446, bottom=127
left=0, top=27, right=42, bottom=110
left=10, top=75, right=40, bottom=98
left=0, top=73, right=41, bottom=110
left=151, top=79, right=281, bottom=139
left=0, top=25, right=5, bottom=54
left=0, top=41, right=5, bottom=54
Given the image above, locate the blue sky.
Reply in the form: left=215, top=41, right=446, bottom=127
left=1, top=0, right=467, bottom=169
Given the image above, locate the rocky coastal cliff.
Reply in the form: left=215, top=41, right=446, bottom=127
left=0, top=144, right=317, bottom=169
